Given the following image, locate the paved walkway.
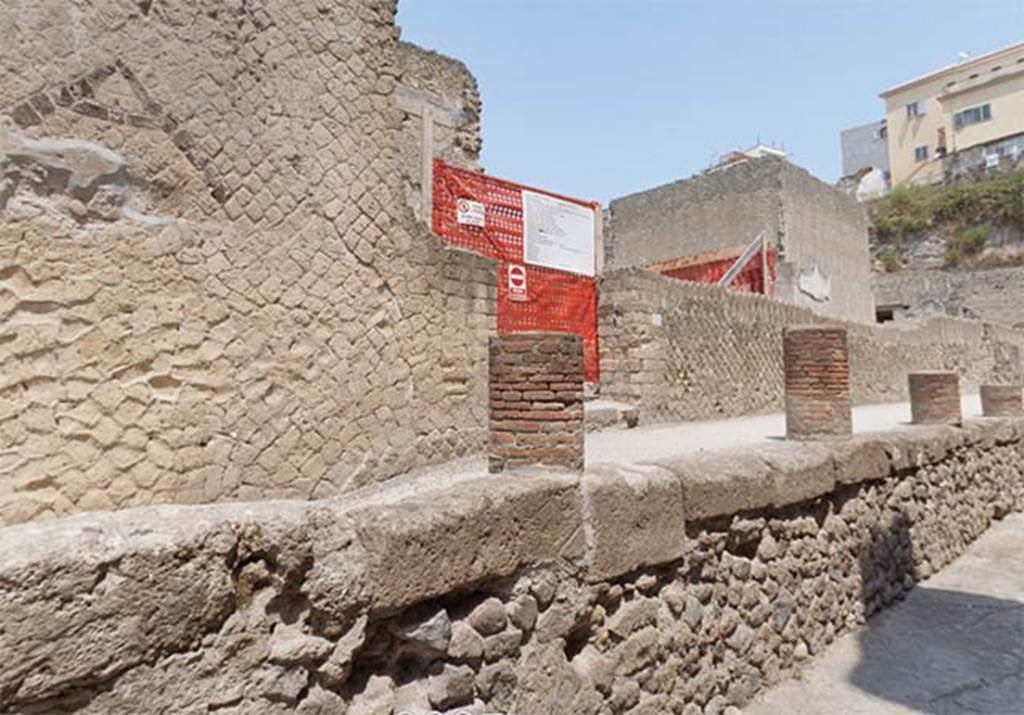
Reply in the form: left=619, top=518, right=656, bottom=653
left=392, top=396, right=985, bottom=492
left=588, top=395, right=983, bottom=465
left=746, top=513, right=1024, bottom=715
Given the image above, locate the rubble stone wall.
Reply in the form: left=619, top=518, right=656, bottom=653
left=599, top=269, right=1024, bottom=424
left=873, top=264, right=1024, bottom=330
left=0, top=0, right=496, bottom=525
left=2, top=418, right=1022, bottom=713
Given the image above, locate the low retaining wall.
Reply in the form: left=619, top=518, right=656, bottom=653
left=2, top=418, right=1023, bottom=713
left=599, top=269, right=1024, bottom=424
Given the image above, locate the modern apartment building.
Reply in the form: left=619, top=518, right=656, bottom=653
left=881, top=40, right=1024, bottom=186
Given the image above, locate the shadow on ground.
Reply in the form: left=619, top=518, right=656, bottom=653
left=850, top=586, right=1023, bottom=714
left=851, top=516, right=1024, bottom=714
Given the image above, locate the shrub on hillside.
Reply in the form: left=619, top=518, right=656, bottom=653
left=870, top=169, right=1024, bottom=245
left=942, top=224, right=991, bottom=267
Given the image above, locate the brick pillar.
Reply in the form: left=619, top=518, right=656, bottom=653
left=489, top=333, right=584, bottom=473
left=980, top=384, right=1023, bottom=417
left=908, top=372, right=961, bottom=424
left=783, top=326, right=852, bottom=440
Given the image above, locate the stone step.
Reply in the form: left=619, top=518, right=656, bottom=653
left=584, top=399, right=639, bottom=432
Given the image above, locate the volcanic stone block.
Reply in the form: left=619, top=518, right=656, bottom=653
left=909, top=371, right=961, bottom=425
left=980, top=384, right=1023, bottom=417
left=489, top=333, right=584, bottom=473
left=783, top=326, right=852, bottom=440
left=581, top=464, right=687, bottom=582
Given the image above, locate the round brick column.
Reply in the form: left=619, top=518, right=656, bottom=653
left=489, top=332, right=584, bottom=473
left=908, top=372, right=961, bottom=424
left=783, top=326, right=852, bottom=440
left=980, top=384, right=1023, bottom=417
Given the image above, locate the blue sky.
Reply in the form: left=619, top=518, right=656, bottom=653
left=397, top=1, right=1024, bottom=203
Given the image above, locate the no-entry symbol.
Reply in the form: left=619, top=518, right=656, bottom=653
left=508, top=264, right=528, bottom=302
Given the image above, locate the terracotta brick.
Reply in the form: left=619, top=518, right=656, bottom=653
left=783, top=326, right=852, bottom=440
left=489, top=333, right=584, bottom=473
left=980, top=384, right=1023, bottom=417
left=909, top=372, right=961, bottom=425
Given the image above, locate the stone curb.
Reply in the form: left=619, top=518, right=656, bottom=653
left=1, top=416, right=1022, bottom=704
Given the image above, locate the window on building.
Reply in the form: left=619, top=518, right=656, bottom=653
left=954, top=103, right=992, bottom=129
left=906, top=101, right=922, bottom=117
left=914, top=145, right=929, bottom=162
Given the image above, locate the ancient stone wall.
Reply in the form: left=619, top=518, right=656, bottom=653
left=605, top=157, right=783, bottom=271
left=777, top=161, right=875, bottom=323
left=0, top=0, right=496, bottom=525
left=2, top=416, right=1022, bottom=713
left=598, top=269, right=1024, bottom=424
left=396, top=40, right=482, bottom=220
left=605, top=156, right=875, bottom=324
left=874, top=264, right=1024, bottom=329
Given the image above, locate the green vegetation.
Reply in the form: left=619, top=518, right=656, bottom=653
left=878, top=251, right=903, bottom=273
left=870, top=169, right=1024, bottom=245
left=956, top=224, right=991, bottom=253
left=943, top=224, right=992, bottom=267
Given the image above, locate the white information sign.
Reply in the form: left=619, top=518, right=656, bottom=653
left=521, top=190, right=595, bottom=276
left=456, top=198, right=486, bottom=227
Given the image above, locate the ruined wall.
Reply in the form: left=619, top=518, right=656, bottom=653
left=396, top=41, right=482, bottom=220
left=777, top=162, right=875, bottom=323
left=0, top=0, right=496, bottom=525
left=2, top=416, right=1022, bottom=713
left=605, top=158, right=782, bottom=270
left=605, top=157, right=875, bottom=324
left=599, top=269, right=1024, bottom=424
left=874, top=265, right=1024, bottom=329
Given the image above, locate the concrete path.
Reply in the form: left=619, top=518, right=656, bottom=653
left=587, top=394, right=983, bottom=465
left=392, top=396, right=984, bottom=489
left=746, top=513, right=1024, bottom=715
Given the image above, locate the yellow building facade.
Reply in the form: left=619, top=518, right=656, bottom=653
left=881, top=41, right=1024, bottom=186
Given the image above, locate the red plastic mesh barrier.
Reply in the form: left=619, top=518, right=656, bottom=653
left=432, top=160, right=523, bottom=262
left=661, top=247, right=777, bottom=295
left=433, top=160, right=600, bottom=381
left=497, top=262, right=599, bottom=381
